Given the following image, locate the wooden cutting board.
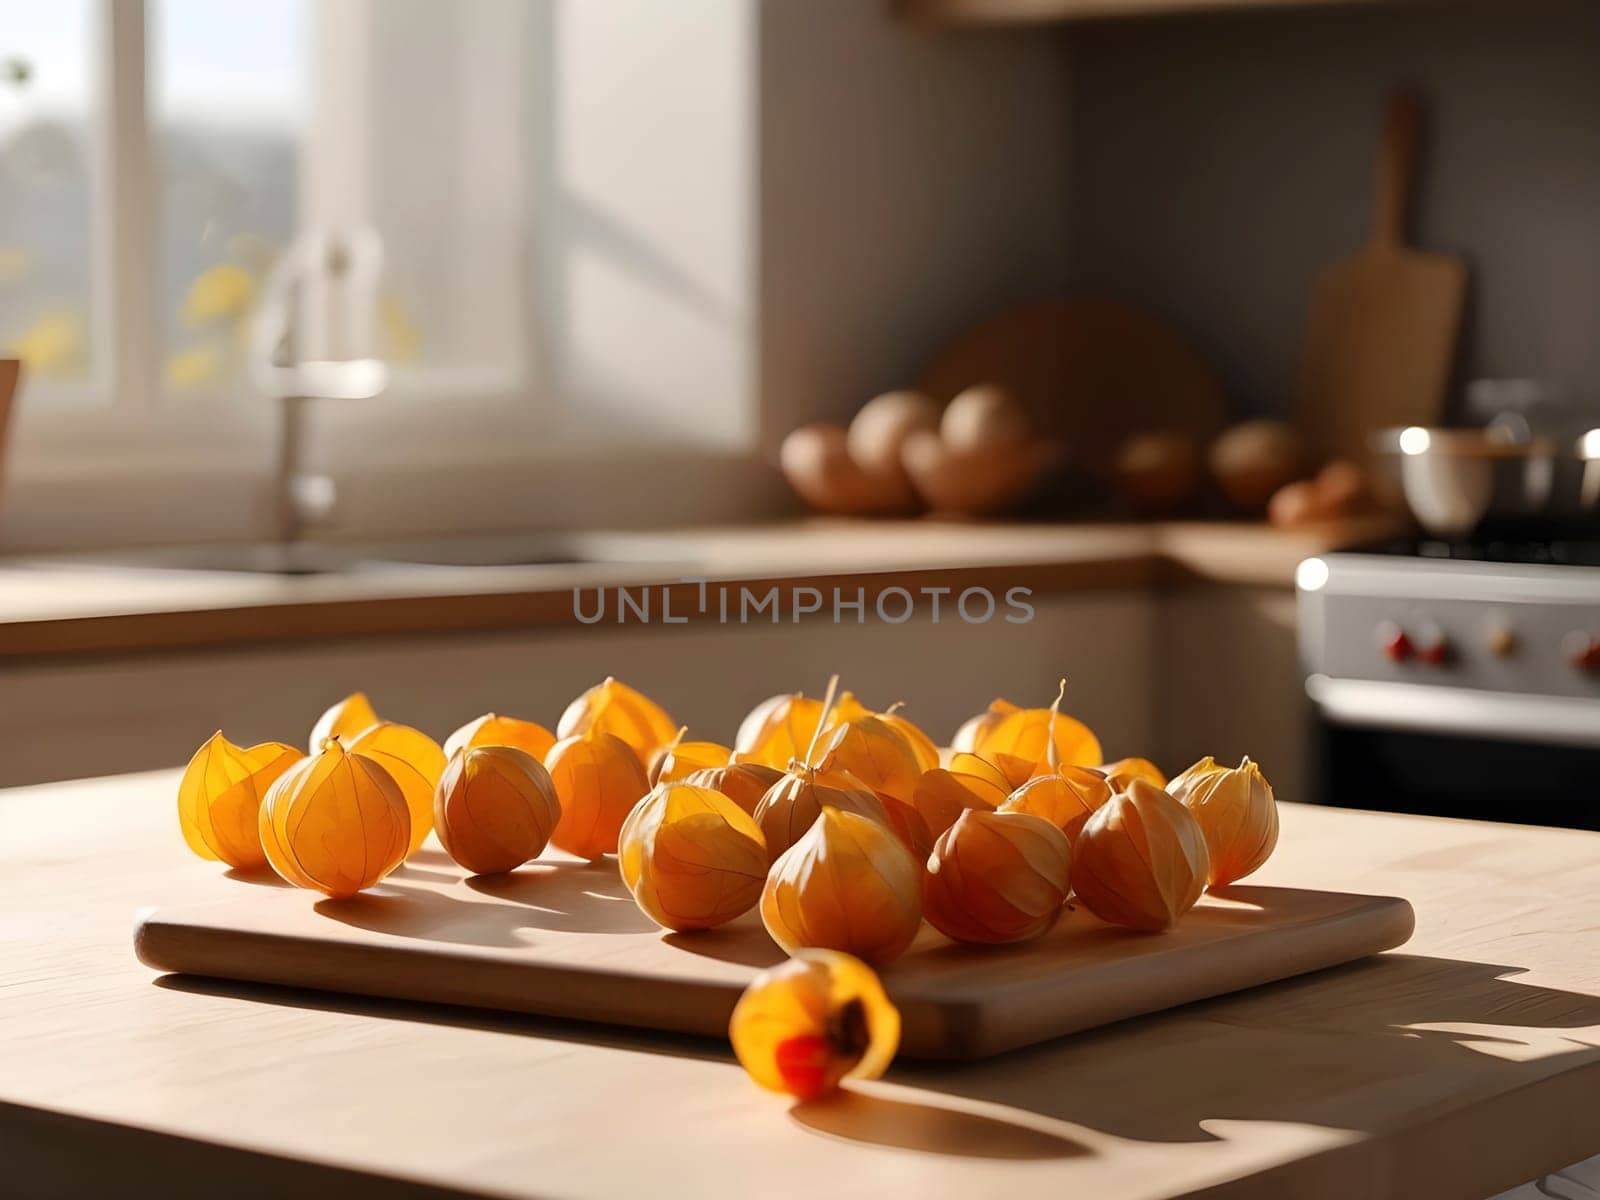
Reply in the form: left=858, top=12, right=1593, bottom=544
left=1295, top=90, right=1467, bottom=464
left=135, top=852, right=1413, bottom=1060
left=919, top=299, right=1229, bottom=478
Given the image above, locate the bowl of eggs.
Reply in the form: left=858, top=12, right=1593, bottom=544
left=780, top=384, right=1060, bottom=518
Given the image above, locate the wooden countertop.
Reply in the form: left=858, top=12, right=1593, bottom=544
left=0, top=516, right=1401, bottom=660
left=5, top=770, right=1598, bottom=1199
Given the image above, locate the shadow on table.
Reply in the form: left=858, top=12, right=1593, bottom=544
left=897, top=952, right=1600, bottom=1149
left=791, top=1091, right=1088, bottom=1160
left=309, top=859, right=659, bottom=944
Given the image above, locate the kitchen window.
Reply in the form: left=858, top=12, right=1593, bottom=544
left=2, top=0, right=756, bottom=547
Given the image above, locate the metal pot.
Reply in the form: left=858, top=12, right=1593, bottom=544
left=1372, top=426, right=1598, bottom=537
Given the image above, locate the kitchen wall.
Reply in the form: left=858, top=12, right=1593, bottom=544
left=1064, top=0, right=1600, bottom=422
left=757, top=0, right=1073, bottom=444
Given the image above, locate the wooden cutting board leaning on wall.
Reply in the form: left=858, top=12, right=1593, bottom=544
left=0, top=359, right=18, bottom=499
left=1295, top=90, right=1467, bottom=465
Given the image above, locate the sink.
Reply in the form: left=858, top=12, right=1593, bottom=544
left=23, top=534, right=690, bottom=576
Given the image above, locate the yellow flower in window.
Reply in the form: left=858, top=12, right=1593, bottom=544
left=182, top=263, right=256, bottom=327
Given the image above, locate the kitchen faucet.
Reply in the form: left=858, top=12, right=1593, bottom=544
left=251, top=228, right=388, bottom=553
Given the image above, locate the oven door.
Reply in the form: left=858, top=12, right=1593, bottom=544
left=1309, top=677, right=1600, bottom=829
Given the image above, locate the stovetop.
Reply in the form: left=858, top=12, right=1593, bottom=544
left=1353, top=537, right=1600, bottom=568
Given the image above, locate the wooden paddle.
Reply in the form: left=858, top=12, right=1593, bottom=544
left=1295, top=90, right=1467, bottom=465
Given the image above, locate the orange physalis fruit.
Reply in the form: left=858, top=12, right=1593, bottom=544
left=999, top=766, right=1111, bottom=844
left=762, top=806, right=923, bottom=966
left=729, top=949, right=900, bottom=1099
left=618, top=782, right=767, bottom=931
left=444, top=712, right=556, bottom=764
left=973, top=682, right=1102, bottom=771
left=911, top=763, right=1008, bottom=840
left=950, top=697, right=1020, bottom=752
left=556, top=677, right=678, bottom=767
left=817, top=714, right=923, bottom=804
left=258, top=738, right=411, bottom=898
left=544, top=731, right=650, bottom=859
left=308, top=691, right=379, bottom=753
left=433, top=745, right=562, bottom=875
left=177, top=733, right=303, bottom=870
left=734, top=693, right=825, bottom=770
left=1102, top=756, right=1167, bottom=791
left=878, top=704, right=941, bottom=773
left=1170, top=755, right=1279, bottom=886
left=648, top=729, right=732, bottom=785
left=753, top=768, right=889, bottom=859
left=1072, top=779, right=1209, bottom=931
left=346, top=721, right=447, bottom=857
left=923, top=809, right=1072, bottom=944
left=681, top=761, right=784, bottom=815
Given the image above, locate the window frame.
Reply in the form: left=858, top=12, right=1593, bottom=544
left=4, top=0, right=764, bottom=551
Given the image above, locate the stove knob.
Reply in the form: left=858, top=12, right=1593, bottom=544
left=1486, top=625, right=1518, bottom=658
left=1418, top=631, right=1453, bottom=666
left=1379, top=623, right=1413, bottom=663
left=1567, top=633, right=1600, bottom=673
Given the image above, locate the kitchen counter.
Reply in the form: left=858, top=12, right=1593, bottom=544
left=0, top=516, right=1401, bottom=660
left=5, top=771, right=1598, bottom=1199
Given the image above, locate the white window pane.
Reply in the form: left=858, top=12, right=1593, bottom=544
left=0, top=0, right=96, bottom=395
left=151, top=0, right=306, bottom=395
left=359, top=0, right=527, bottom=378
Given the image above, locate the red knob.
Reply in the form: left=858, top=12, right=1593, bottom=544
left=1416, top=624, right=1452, bottom=666
left=1569, top=634, right=1600, bottom=672
left=1380, top=624, right=1414, bottom=663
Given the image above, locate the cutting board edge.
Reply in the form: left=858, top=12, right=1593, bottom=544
left=134, top=911, right=741, bottom=1041
left=924, top=892, right=1417, bottom=1061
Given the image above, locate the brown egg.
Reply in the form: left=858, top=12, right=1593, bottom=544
left=780, top=423, right=912, bottom=516
left=1267, top=478, right=1332, bottom=528
left=940, top=383, right=1032, bottom=454
left=847, top=390, right=939, bottom=506
left=1112, top=431, right=1202, bottom=515
left=901, top=431, right=1055, bottom=517
left=1209, top=420, right=1306, bottom=513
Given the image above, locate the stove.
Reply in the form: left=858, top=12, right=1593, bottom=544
left=1297, top=536, right=1600, bottom=827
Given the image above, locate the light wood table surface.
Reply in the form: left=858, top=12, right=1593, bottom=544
left=6, top=771, right=1596, bottom=1200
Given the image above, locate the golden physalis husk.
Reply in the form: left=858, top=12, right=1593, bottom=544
left=733, top=689, right=869, bottom=770
left=911, top=762, right=1009, bottom=839
left=545, top=730, right=650, bottom=859
left=1171, top=755, right=1279, bottom=886
left=753, top=767, right=889, bottom=860
left=878, top=705, right=941, bottom=773
left=761, top=806, right=923, bottom=966
left=444, top=712, right=556, bottom=764
left=618, top=782, right=767, bottom=931
left=434, top=745, right=562, bottom=875
left=1166, top=754, right=1229, bottom=799
left=682, top=762, right=784, bottom=816
left=177, top=733, right=303, bottom=869
left=1102, top=756, right=1167, bottom=791
left=950, top=697, right=1020, bottom=753
left=346, top=721, right=446, bottom=857
left=1073, top=778, right=1209, bottom=931
left=730, top=949, right=900, bottom=1099
left=649, top=733, right=732, bottom=786
left=259, top=738, right=410, bottom=898
left=923, top=809, right=1072, bottom=944
left=998, top=766, right=1112, bottom=844
left=949, top=748, right=1035, bottom=793
left=817, top=715, right=923, bottom=804
left=556, top=677, right=678, bottom=767
left=974, top=693, right=1102, bottom=771
left=308, top=691, right=379, bottom=753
